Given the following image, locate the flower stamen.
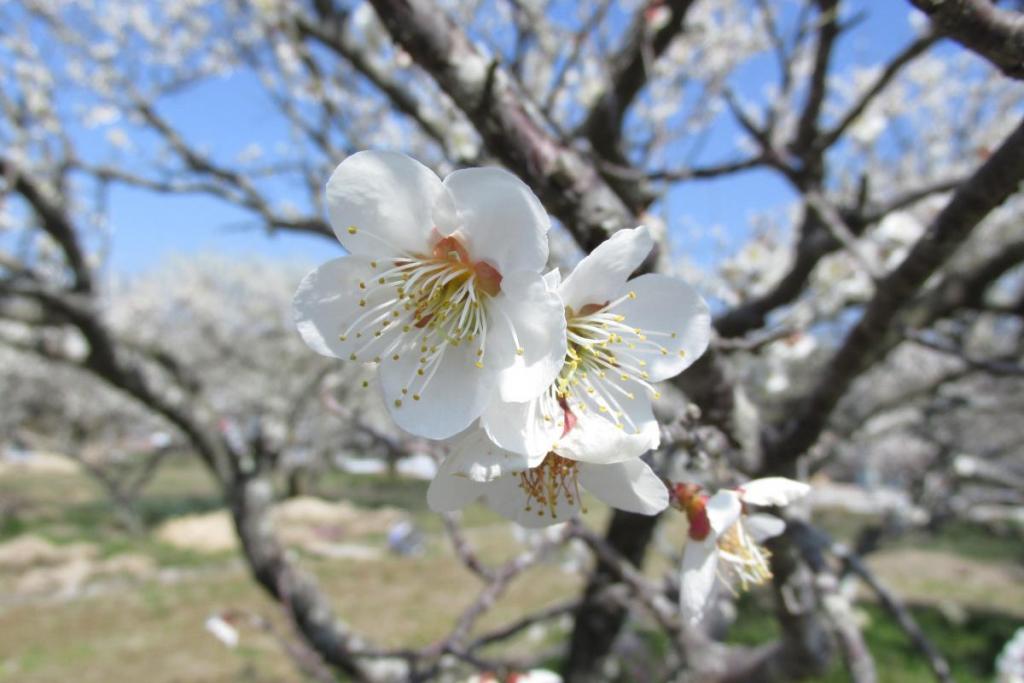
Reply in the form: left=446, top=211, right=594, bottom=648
left=335, top=233, right=503, bottom=404
left=517, top=453, right=585, bottom=518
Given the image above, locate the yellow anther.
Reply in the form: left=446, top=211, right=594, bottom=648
left=394, top=399, right=402, bottom=407
left=474, top=361, right=484, bottom=369
left=516, top=347, right=524, bottom=356
left=413, top=394, right=421, bottom=401
left=347, top=226, right=358, bottom=234
left=628, top=291, right=637, bottom=300
left=392, top=354, right=400, bottom=361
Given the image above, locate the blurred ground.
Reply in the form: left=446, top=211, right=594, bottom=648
left=1, top=456, right=1021, bottom=682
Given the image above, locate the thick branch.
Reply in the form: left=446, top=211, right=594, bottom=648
left=1, top=157, right=92, bottom=292
left=368, top=0, right=634, bottom=252
left=765, top=116, right=1024, bottom=470
left=909, top=0, right=1024, bottom=79
left=582, top=0, right=697, bottom=164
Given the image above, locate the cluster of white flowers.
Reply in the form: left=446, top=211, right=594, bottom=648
left=294, top=152, right=816, bottom=621
left=294, top=151, right=712, bottom=527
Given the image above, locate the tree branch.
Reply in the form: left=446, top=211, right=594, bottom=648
left=764, top=115, right=1024, bottom=471
left=908, top=0, right=1024, bottom=79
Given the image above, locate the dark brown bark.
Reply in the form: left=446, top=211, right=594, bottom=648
left=909, top=0, right=1024, bottom=79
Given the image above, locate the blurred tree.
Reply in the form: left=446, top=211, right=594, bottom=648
left=1, top=0, right=1023, bottom=681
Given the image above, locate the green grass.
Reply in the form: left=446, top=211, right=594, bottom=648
left=3, top=457, right=1022, bottom=682
left=728, top=595, right=1022, bottom=682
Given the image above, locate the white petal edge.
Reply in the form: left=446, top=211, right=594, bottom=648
left=610, top=272, right=712, bottom=382
left=740, top=477, right=811, bottom=507
left=446, top=426, right=531, bottom=482
left=443, top=167, right=549, bottom=275
left=488, top=270, right=568, bottom=403
left=680, top=537, right=719, bottom=625
left=558, top=226, right=653, bottom=312
left=744, top=513, right=787, bottom=542
left=326, top=150, right=454, bottom=257
left=427, top=455, right=484, bottom=512
left=705, top=490, right=742, bottom=535
left=481, top=393, right=562, bottom=460
left=294, top=255, right=399, bottom=359
left=542, top=268, right=562, bottom=291
left=578, top=459, right=668, bottom=515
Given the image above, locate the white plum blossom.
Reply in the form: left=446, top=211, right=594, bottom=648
left=675, top=477, right=810, bottom=624
left=426, top=426, right=669, bottom=528
left=480, top=226, right=711, bottom=465
left=294, top=151, right=566, bottom=440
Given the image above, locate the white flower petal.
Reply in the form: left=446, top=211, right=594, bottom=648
left=558, top=226, right=653, bottom=311
left=326, top=150, right=454, bottom=257
left=485, top=474, right=580, bottom=528
left=611, top=273, right=711, bottom=381
left=705, top=490, right=742, bottom=535
left=740, top=477, right=810, bottom=507
left=427, top=457, right=482, bottom=512
left=679, top=537, right=719, bottom=625
left=487, top=271, right=568, bottom=403
left=446, top=427, right=530, bottom=482
left=744, top=513, right=787, bottom=542
left=557, top=395, right=658, bottom=464
left=542, top=267, right=562, bottom=291
left=481, top=393, right=563, bottom=460
left=378, top=342, right=496, bottom=439
left=294, top=256, right=401, bottom=359
left=578, top=459, right=668, bottom=515
left=443, top=167, right=549, bottom=274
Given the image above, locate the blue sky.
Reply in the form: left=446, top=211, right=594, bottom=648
left=88, top=1, right=921, bottom=276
